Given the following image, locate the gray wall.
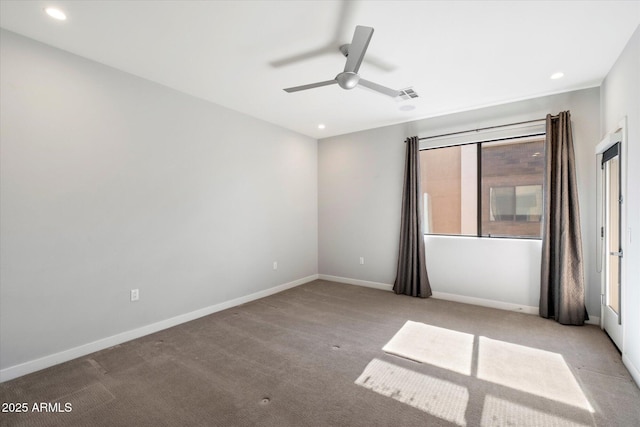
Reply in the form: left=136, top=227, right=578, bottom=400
left=0, top=30, right=318, bottom=373
left=601, top=26, right=640, bottom=384
left=319, top=88, right=601, bottom=315
left=318, top=124, right=406, bottom=284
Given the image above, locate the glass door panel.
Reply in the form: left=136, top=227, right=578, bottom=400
left=607, top=156, right=620, bottom=315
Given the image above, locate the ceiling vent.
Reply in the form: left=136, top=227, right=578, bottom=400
left=398, top=88, right=419, bottom=100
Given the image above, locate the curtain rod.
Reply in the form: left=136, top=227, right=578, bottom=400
left=415, top=115, right=558, bottom=142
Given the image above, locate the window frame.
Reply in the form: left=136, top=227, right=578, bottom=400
left=420, top=133, right=546, bottom=240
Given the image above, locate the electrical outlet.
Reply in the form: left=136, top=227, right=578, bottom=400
left=130, top=289, right=139, bottom=302
left=273, top=261, right=278, bottom=270
left=359, top=257, right=365, bottom=265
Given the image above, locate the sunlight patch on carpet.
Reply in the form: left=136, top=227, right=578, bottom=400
left=379, top=320, right=594, bottom=415
left=480, top=394, right=590, bottom=427
left=355, top=358, right=469, bottom=426
left=477, top=336, right=594, bottom=412
left=382, top=320, right=474, bottom=375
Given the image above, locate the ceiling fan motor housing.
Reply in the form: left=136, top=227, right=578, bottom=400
left=336, top=71, right=360, bottom=90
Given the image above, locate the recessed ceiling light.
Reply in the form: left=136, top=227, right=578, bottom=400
left=45, top=7, right=67, bottom=21
left=318, top=124, right=326, bottom=130
left=550, top=72, right=564, bottom=80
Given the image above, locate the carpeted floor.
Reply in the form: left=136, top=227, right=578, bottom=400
left=1, top=280, right=639, bottom=426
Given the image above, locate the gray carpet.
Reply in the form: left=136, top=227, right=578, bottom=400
left=1, top=280, right=639, bottom=426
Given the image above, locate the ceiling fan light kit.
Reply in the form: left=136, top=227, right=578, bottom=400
left=283, top=26, right=406, bottom=99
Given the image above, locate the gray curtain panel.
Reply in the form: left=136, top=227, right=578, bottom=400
left=393, top=136, right=432, bottom=298
left=540, top=111, right=587, bottom=325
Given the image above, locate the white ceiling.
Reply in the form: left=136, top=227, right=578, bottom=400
left=1, top=1, right=639, bottom=139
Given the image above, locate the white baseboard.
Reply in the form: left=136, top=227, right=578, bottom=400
left=585, top=316, right=600, bottom=326
left=318, top=275, right=604, bottom=325
left=0, top=274, right=318, bottom=383
left=318, top=274, right=393, bottom=291
left=623, top=354, right=640, bottom=388
left=433, top=293, right=600, bottom=325
left=319, top=274, right=539, bottom=314
left=431, top=291, right=539, bottom=315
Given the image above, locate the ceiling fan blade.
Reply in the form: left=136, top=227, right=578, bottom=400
left=358, top=78, right=401, bottom=98
left=270, top=45, right=335, bottom=68
left=344, top=26, right=374, bottom=74
left=332, top=0, right=357, bottom=42
left=271, top=0, right=356, bottom=68
left=284, top=79, right=338, bottom=93
left=363, top=54, right=397, bottom=72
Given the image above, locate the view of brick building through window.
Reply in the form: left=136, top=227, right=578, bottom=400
left=420, top=138, right=545, bottom=238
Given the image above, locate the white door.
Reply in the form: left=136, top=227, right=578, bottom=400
left=602, top=142, right=623, bottom=349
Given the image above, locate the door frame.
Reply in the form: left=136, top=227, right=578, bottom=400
left=595, top=117, right=627, bottom=350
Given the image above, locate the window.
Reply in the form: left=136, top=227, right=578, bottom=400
left=420, top=136, right=545, bottom=238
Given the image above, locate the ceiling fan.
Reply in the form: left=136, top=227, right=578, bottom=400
left=270, top=1, right=394, bottom=72
left=283, top=26, right=402, bottom=98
